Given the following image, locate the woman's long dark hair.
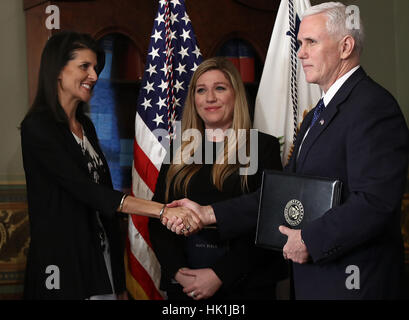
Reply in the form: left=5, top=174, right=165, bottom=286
left=22, top=31, right=105, bottom=124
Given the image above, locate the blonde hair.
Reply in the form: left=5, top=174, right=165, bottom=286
left=165, top=57, right=252, bottom=201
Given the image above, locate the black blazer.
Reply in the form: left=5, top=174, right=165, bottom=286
left=149, top=132, right=288, bottom=299
left=212, top=68, right=409, bottom=299
left=21, top=110, right=125, bottom=299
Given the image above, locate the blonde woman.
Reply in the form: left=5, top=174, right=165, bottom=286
left=149, top=57, right=288, bottom=300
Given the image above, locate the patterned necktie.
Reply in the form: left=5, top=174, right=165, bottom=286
left=310, top=98, right=325, bottom=128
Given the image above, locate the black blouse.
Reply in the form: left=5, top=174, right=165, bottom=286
left=149, top=131, right=288, bottom=299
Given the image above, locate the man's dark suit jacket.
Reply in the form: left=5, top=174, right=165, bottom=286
left=21, top=110, right=125, bottom=299
left=212, top=67, right=409, bottom=299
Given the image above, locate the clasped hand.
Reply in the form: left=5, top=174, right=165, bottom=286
left=175, top=267, right=222, bottom=300
left=279, top=226, right=309, bottom=264
left=161, top=198, right=214, bottom=236
left=160, top=203, right=202, bottom=236
left=161, top=200, right=311, bottom=266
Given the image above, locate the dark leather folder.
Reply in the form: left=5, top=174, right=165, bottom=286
left=255, top=170, right=342, bottom=251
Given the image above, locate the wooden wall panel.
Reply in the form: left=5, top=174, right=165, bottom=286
left=24, top=0, right=280, bottom=106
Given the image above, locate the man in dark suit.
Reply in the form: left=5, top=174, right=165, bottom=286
left=166, top=2, right=409, bottom=299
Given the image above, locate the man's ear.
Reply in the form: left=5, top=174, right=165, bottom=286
left=340, top=35, right=355, bottom=60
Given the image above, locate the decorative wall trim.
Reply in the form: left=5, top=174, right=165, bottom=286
left=0, top=184, right=28, bottom=300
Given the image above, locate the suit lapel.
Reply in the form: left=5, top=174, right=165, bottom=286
left=296, top=67, right=367, bottom=171
left=296, top=101, right=339, bottom=168
left=286, top=111, right=313, bottom=172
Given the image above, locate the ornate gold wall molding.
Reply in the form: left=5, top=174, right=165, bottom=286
left=0, top=185, right=28, bottom=300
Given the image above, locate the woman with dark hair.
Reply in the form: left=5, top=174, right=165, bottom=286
left=149, top=57, right=288, bottom=300
left=20, top=31, right=199, bottom=300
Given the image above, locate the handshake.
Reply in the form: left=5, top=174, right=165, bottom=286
left=160, top=199, right=216, bottom=236
left=158, top=198, right=310, bottom=264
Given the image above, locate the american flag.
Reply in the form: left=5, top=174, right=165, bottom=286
left=126, top=0, right=203, bottom=300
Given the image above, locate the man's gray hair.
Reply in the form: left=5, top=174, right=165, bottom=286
left=302, top=2, right=364, bottom=55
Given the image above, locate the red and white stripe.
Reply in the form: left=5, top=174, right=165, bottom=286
left=127, top=113, right=167, bottom=299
